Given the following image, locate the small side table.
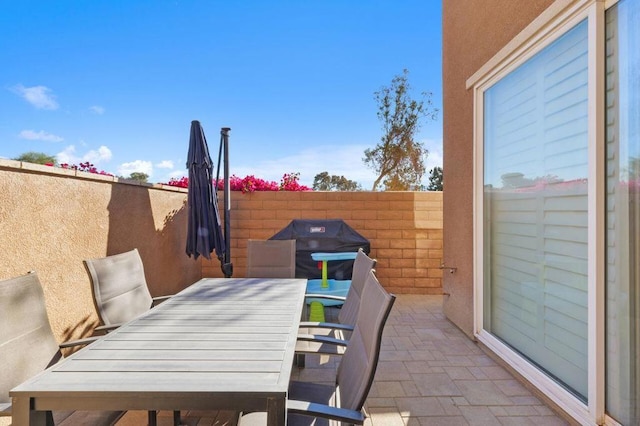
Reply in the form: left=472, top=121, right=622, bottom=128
left=310, top=251, right=358, bottom=288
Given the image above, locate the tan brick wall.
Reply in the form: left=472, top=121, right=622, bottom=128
left=202, top=191, right=444, bottom=294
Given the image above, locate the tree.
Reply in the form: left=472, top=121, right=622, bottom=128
left=364, top=69, right=438, bottom=191
left=427, top=166, right=443, bottom=191
left=313, top=172, right=362, bottom=191
left=13, top=151, right=57, bottom=165
left=128, top=172, right=149, bottom=183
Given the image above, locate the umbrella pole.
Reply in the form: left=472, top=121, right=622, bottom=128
left=220, top=127, right=233, bottom=278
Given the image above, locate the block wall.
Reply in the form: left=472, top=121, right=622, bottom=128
left=202, top=190, right=444, bottom=294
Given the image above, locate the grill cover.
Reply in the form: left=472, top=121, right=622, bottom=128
left=269, top=219, right=370, bottom=280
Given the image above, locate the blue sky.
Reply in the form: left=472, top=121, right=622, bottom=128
left=0, top=1, right=442, bottom=189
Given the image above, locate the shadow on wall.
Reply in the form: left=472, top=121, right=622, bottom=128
left=60, top=314, right=99, bottom=355
left=105, top=183, right=197, bottom=299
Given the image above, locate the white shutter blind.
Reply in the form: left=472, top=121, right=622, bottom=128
left=483, top=19, right=589, bottom=399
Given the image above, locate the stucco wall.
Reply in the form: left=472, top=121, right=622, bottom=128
left=202, top=190, right=444, bottom=295
left=0, top=160, right=201, bottom=347
left=442, top=0, right=555, bottom=336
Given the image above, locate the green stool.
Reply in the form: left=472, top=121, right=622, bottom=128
left=308, top=300, right=326, bottom=322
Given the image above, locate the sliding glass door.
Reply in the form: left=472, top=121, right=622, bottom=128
left=475, top=0, right=640, bottom=422
left=482, top=20, right=590, bottom=400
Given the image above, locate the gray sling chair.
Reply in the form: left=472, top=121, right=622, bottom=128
left=239, top=269, right=395, bottom=426
left=245, top=239, right=296, bottom=278
left=83, top=248, right=172, bottom=333
left=83, top=248, right=178, bottom=426
left=0, top=271, right=124, bottom=425
left=296, top=248, right=376, bottom=358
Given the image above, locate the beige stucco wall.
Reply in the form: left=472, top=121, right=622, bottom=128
left=0, top=160, right=201, bottom=347
left=442, top=0, right=555, bottom=336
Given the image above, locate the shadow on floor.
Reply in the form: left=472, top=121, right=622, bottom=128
left=117, top=295, right=571, bottom=426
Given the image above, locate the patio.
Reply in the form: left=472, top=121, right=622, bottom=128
left=116, top=295, right=571, bottom=426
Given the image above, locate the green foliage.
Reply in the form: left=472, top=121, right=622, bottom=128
left=427, top=166, right=443, bottom=191
left=13, top=151, right=57, bottom=165
left=128, top=172, right=149, bottom=183
left=363, top=69, right=438, bottom=191
left=312, top=172, right=362, bottom=191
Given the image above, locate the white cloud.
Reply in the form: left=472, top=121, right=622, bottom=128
left=18, top=129, right=63, bottom=142
left=89, top=105, right=105, bottom=115
left=11, top=84, right=59, bottom=110
left=156, top=168, right=187, bottom=184
left=156, top=160, right=174, bottom=169
left=85, top=146, right=113, bottom=163
left=422, top=137, right=443, bottom=172
left=56, top=146, right=80, bottom=165
left=118, top=160, right=153, bottom=177
left=56, top=145, right=112, bottom=166
left=168, top=169, right=187, bottom=179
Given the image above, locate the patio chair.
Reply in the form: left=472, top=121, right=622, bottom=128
left=84, top=248, right=179, bottom=425
left=302, top=248, right=375, bottom=329
left=83, top=248, right=172, bottom=333
left=296, top=248, right=376, bottom=357
left=245, top=239, right=296, bottom=278
left=0, top=271, right=124, bottom=425
left=239, top=269, right=395, bottom=426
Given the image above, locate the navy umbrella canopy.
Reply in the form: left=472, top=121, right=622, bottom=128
left=185, top=120, right=225, bottom=262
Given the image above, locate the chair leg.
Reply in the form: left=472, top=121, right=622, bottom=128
left=148, top=411, right=157, bottom=426
left=174, top=410, right=182, bottom=425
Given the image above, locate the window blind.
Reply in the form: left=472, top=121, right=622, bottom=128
left=483, top=19, right=589, bottom=399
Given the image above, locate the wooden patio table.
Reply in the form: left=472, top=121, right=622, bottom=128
left=10, top=277, right=307, bottom=426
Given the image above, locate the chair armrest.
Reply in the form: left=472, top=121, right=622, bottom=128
left=151, top=295, right=172, bottom=306
left=94, top=323, right=123, bottom=333
left=59, top=336, right=99, bottom=349
left=287, top=400, right=365, bottom=425
left=0, top=402, right=11, bottom=417
left=296, top=334, right=348, bottom=347
left=299, top=321, right=354, bottom=332
left=304, top=294, right=347, bottom=302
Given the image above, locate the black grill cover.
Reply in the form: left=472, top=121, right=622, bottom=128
left=269, top=219, right=370, bottom=280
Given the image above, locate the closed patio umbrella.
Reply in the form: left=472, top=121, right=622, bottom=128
left=185, top=120, right=225, bottom=263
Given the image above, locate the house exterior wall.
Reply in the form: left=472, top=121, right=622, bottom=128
left=442, top=0, right=555, bottom=336
left=0, top=161, right=443, bottom=349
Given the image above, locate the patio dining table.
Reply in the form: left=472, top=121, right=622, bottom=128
left=10, top=277, right=307, bottom=426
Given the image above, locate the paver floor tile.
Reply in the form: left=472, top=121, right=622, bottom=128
left=368, top=408, right=406, bottom=426
left=454, top=380, right=513, bottom=405
left=112, top=295, right=570, bottom=426
left=458, top=406, right=501, bottom=426
left=417, top=416, right=469, bottom=426
left=443, top=366, right=476, bottom=380
left=413, top=372, right=462, bottom=397
left=394, top=396, right=447, bottom=417
left=494, top=379, right=533, bottom=396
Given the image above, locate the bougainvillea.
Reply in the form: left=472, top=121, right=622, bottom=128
left=44, top=163, right=311, bottom=192
left=46, top=162, right=114, bottom=176
left=165, top=173, right=312, bottom=193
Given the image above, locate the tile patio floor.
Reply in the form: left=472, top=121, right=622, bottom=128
left=116, top=295, right=572, bottom=426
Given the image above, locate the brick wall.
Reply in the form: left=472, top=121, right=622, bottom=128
left=202, top=190, right=444, bottom=294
